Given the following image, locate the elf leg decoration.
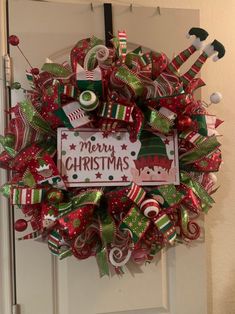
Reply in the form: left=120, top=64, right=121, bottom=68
left=181, top=39, right=226, bottom=86
left=154, top=27, right=209, bottom=97
left=166, top=27, right=209, bottom=75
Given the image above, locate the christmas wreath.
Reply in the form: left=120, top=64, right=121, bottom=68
left=0, top=27, right=225, bottom=276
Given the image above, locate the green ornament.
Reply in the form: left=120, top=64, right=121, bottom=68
left=79, top=90, right=99, bottom=111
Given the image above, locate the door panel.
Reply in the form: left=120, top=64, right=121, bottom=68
left=8, top=2, right=205, bottom=314
left=57, top=252, right=168, bottom=314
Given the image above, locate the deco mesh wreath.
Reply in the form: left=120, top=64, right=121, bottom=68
left=0, top=27, right=225, bottom=276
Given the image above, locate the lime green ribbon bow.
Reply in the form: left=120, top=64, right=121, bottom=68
left=115, top=66, right=144, bottom=97
left=96, top=214, right=116, bottom=277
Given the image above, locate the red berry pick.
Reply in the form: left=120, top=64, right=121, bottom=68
left=14, top=219, right=28, bottom=232
left=8, top=35, right=19, bottom=46
left=8, top=34, right=33, bottom=69
left=31, top=68, right=40, bottom=75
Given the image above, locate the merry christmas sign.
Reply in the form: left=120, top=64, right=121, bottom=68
left=57, top=128, right=179, bottom=187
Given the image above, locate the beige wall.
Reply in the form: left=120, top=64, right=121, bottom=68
left=103, top=1, right=235, bottom=313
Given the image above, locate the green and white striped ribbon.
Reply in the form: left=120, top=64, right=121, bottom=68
left=99, top=102, right=133, bottom=122
left=180, top=130, right=207, bottom=146
left=11, top=187, right=44, bottom=205
left=154, top=212, right=177, bottom=244
left=59, top=84, right=78, bottom=99
left=48, top=229, right=72, bottom=259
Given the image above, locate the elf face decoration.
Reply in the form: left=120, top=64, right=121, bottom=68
left=1, top=27, right=225, bottom=276
left=131, top=131, right=177, bottom=184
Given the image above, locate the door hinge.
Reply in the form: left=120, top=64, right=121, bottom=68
left=4, top=54, right=13, bottom=87
left=12, top=304, right=21, bottom=314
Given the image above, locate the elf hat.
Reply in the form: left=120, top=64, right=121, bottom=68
left=36, top=158, right=50, bottom=172
left=134, top=131, right=172, bottom=170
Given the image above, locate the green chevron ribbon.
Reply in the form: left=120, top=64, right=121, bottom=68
left=0, top=134, right=17, bottom=157
left=19, top=101, right=56, bottom=136
left=0, top=183, right=12, bottom=198
left=72, top=189, right=103, bottom=208
left=180, top=172, right=214, bottom=213
left=180, top=135, right=220, bottom=164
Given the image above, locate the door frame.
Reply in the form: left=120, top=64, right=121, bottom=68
left=0, top=1, right=15, bottom=313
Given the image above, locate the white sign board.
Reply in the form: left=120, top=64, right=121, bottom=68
left=57, top=128, right=179, bottom=187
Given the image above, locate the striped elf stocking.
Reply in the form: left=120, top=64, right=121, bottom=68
left=180, top=51, right=208, bottom=86
left=165, top=27, right=211, bottom=87
left=166, top=27, right=209, bottom=76
left=181, top=39, right=226, bottom=86
left=166, top=45, right=197, bottom=75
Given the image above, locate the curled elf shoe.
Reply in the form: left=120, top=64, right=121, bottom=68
left=203, top=39, right=226, bottom=61
left=186, top=27, right=209, bottom=49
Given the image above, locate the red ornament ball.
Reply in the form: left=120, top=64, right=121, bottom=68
left=177, top=116, right=193, bottom=130
left=46, top=188, right=64, bottom=204
left=8, top=35, right=19, bottom=46
left=31, top=68, right=40, bottom=75
left=14, top=219, right=28, bottom=232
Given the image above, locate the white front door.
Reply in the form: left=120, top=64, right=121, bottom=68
left=0, top=1, right=207, bottom=313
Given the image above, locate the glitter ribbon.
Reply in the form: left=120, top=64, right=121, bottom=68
left=114, top=65, right=144, bottom=97
left=180, top=172, right=214, bottom=213
left=145, top=106, right=173, bottom=134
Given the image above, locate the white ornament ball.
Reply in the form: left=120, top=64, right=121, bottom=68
left=140, top=199, right=160, bottom=219
left=210, top=92, right=222, bottom=104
